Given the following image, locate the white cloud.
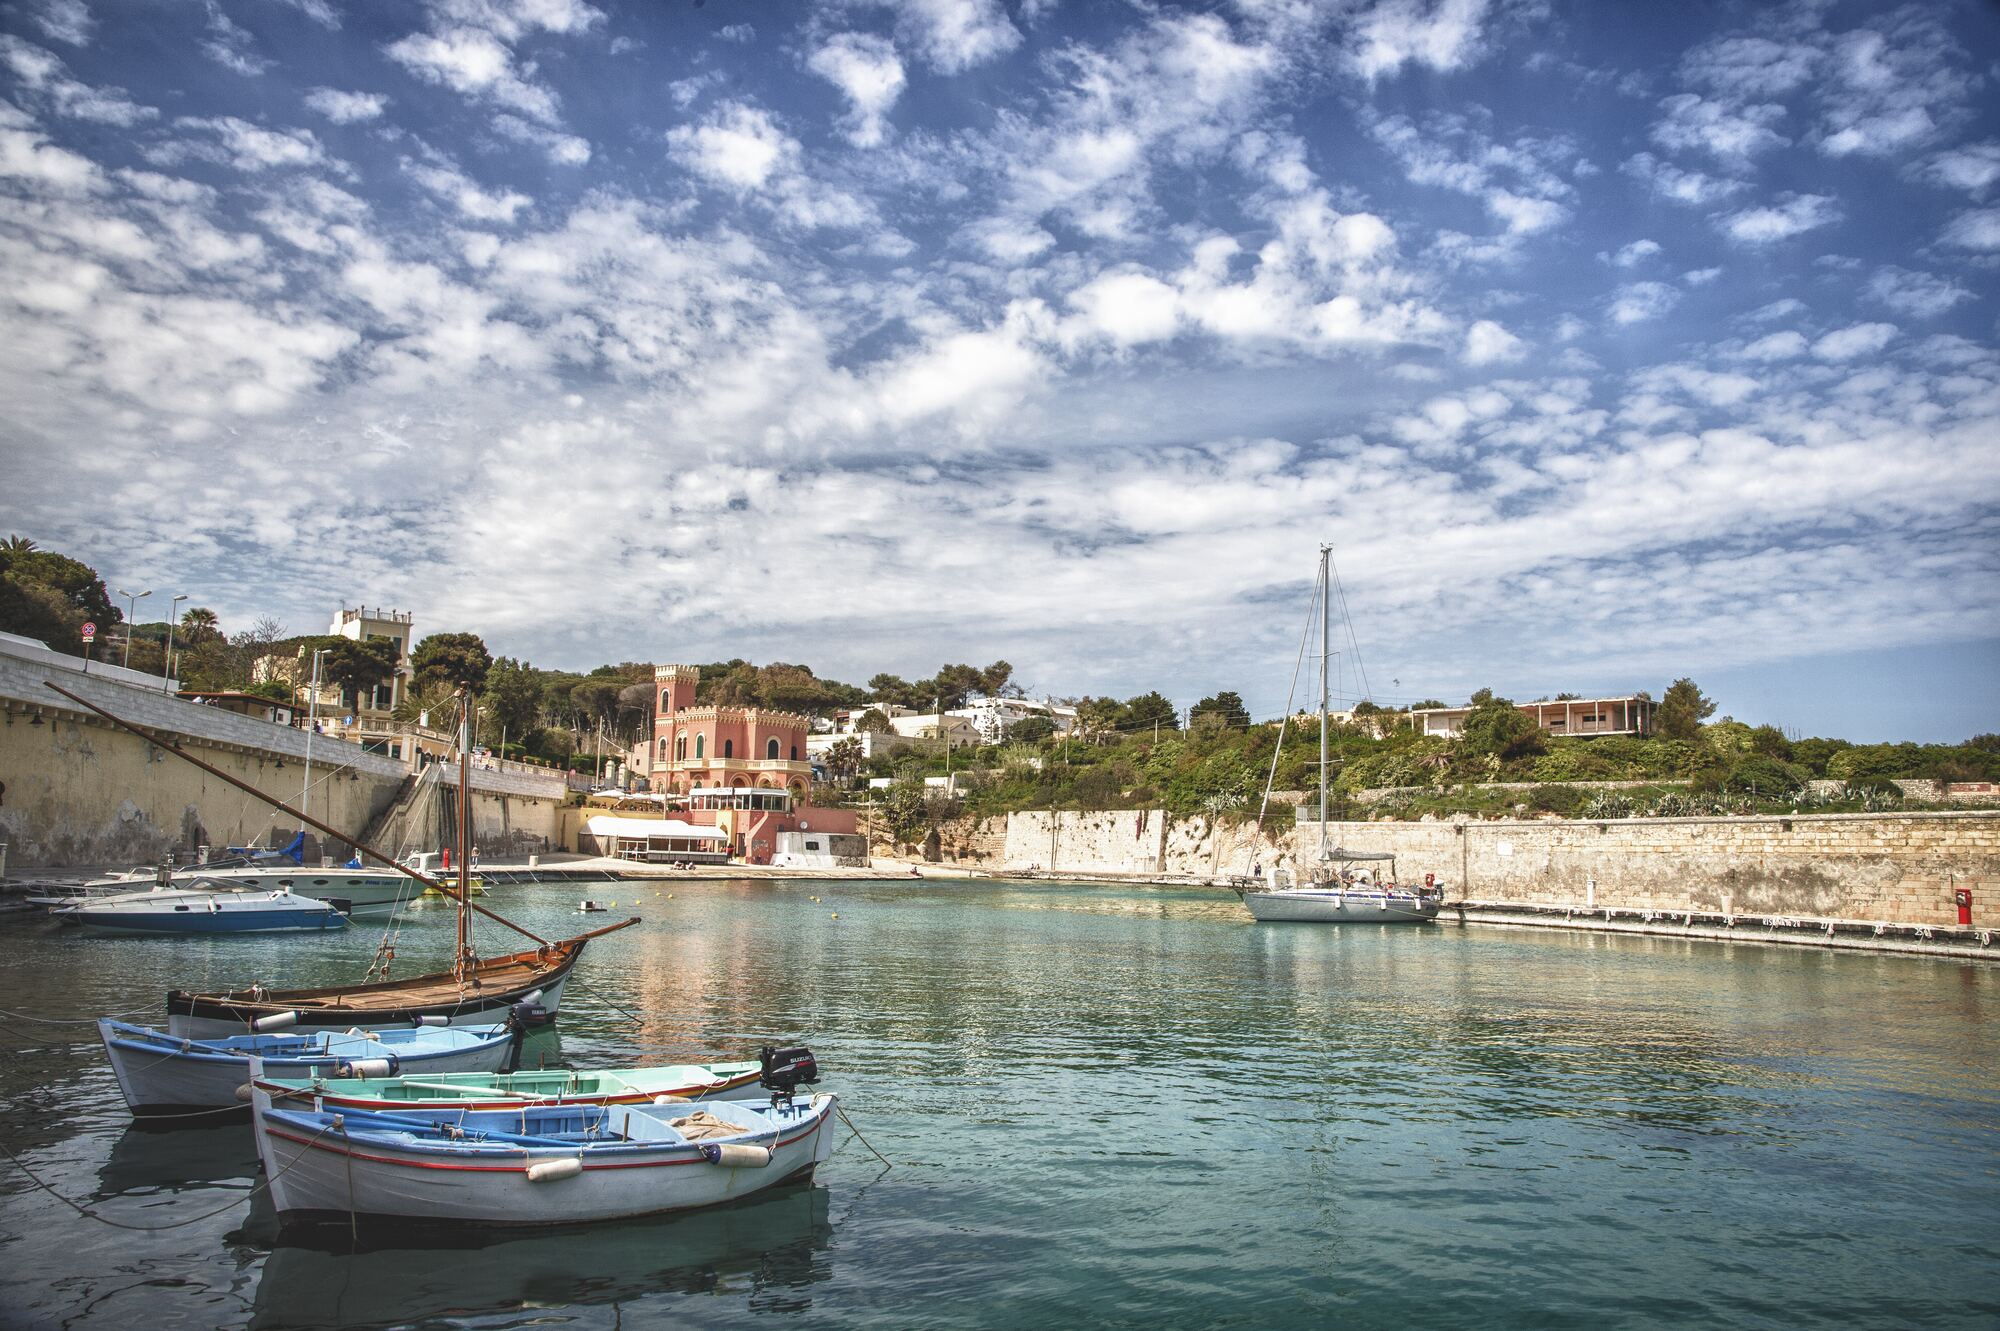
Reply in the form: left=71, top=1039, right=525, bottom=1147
left=167, top=117, right=328, bottom=173
left=1368, top=111, right=1574, bottom=238
left=1679, top=34, right=1819, bottom=98
left=1346, top=0, right=1492, bottom=80
left=667, top=102, right=795, bottom=190
left=1719, top=193, right=1839, bottom=244
left=1651, top=93, right=1786, bottom=161
left=1682, top=267, right=1721, bottom=286
left=1620, top=152, right=1745, bottom=206
left=1609, top=238, right=1661, bottom=268
left=1921, top=142, right=2000, bottom=195
left=1865, top=266, right=1970, bottom=320
left=490, top=114, right=592, bottom=165
left=0, top=36, right=156, bottom=126
left=808, top=32, right=905, bottom=148
left=1608, top=281, right=1679, bottom=325
left=304, top=88, right=388, bottom=123
left=1939, top=208, right=2000, bottom=251
left=1738, top=331, right=1806, bottom=361
left=405, top=160, right=532, bottom=222
left=1066, top=270, right=1181, bottom=348
left=885, top=0, right=1020, bottom=73
left=1464, top=319, right=1524, bottom=365
left=202, top=3, right=272, bottom=76
left=27, top=0, right=93, bottom=45
left=1811, top=322, right=1897, bottom=361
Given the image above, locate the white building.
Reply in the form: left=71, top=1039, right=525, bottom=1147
left=832, top=702, right=916, bottom=734
left=949, top=697, right=1080, bottom=742
left=888, top=712, right=983, bottom=749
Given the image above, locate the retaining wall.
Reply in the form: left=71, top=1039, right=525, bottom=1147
left=962, top=807, right=2000, bottom=930
left=0, top=646, right=562, bottom=867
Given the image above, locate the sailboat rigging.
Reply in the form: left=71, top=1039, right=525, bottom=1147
left=41, top=679, right=637, bottom=1034
left=1230, top=547, right=1444, bottom=925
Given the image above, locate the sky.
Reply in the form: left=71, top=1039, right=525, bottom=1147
left=1, top=0, right=1996, bottom=743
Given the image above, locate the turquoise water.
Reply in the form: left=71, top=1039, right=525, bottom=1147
left=0, top=877, right=1995, bottom=1329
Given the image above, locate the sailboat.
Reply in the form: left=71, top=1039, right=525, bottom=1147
left=43, top=680, right=637, bottom=1036
left=1232, top=546, right=1444, bottom=925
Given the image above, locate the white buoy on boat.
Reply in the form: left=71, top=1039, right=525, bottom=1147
left=702, top=1143, right=771, bottom=1168
left=527, top=1157, right=583, bottom=1182
left=411, top=1014, right=448, bottom=1027
left=341, top=1057, right=396, bottom=1078
left=254, top=1011, right=299, bottom=1031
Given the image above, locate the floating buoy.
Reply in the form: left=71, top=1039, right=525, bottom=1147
left=701, top=1142, right=772, bottom=1168
left=234, top=1083, right=254, bottom=1103
left=526, top=1157, right=583, bottom=1183
left=831, top=912, right=839, bottom=919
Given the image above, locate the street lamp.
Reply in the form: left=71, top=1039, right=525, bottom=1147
left=162, top=593, right=188, bottom=692
left=115, top=588, right=151, bottom=668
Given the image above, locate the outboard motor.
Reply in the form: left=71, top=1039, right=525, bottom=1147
left=506, top=1001, right=551, bottom=1071
left=759, top=1044, right=819, bottom=1106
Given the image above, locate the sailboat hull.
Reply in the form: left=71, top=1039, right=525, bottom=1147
left=165, top=941, right=583, bottom=1038
left=1243, top=890, right=1442, bottom=924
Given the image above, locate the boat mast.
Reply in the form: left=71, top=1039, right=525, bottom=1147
left=1318, top=544, right=1331, bottom=865
left=455, top=687, right=473, bottom=982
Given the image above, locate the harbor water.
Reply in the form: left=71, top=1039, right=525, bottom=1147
left=0, top=876, right=1995, bottom=1329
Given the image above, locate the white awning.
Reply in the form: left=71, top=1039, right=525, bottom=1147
left=585, top=816, right=725, bottom=840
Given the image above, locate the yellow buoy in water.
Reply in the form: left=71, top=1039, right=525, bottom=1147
left=831, top=912, right=839, bottom=919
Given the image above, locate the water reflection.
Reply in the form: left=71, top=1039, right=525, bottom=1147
left=244, top=1184, right=834, bottom=1329
left=97, top=1123, right=259, bottom=1201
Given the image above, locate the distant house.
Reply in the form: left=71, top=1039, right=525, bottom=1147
left=1410, top=696, right=1656, bottom=740
left=950, top=697, right=1080, bottom=742
left=888, top=712, right=983, bottom=749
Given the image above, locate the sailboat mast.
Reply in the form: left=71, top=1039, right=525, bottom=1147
left=456, top=687, right=472, bottom=981
left=1318, top=544, right=1331, bottom=862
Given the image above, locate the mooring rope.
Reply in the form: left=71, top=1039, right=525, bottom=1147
left=0, top=1121, right=334, bottom=1233
left=0, top=1007, right=153, bottom=1024
left=835, top=1104, right=891, bottom=1167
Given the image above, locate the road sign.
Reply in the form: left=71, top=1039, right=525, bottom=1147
left=80, top=622, right=96, bottom=643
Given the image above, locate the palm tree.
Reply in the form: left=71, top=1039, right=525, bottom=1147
left=2, top=535, right=37, bottom=552
left=179, top=606, right=221, bottom=643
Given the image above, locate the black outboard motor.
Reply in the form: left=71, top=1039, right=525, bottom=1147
left=759, top=1044, right=819, bottom=1106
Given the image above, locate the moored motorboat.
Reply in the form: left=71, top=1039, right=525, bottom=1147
left=249, top=1048, right=836, bottom=1229
left=253, top=1060, right=766, bottom=1112
left=98, top=1017, right=521, bottom=1116
left=56, top=883, right=350, bottom=934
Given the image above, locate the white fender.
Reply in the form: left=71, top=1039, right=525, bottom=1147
left=254, top=1011, right=299, bottom=1031
left=703, top=1143, right=771, bottom=1168
left=526, top=1157, right=583, bottom=1182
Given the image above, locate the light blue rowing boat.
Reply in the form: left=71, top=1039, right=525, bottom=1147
left=97, top=1017, right=520, bottom=1116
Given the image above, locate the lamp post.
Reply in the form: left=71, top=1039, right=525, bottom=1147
left=162, top=593, right=188, bottom=691
left=115, top=588, right=151, bottom=668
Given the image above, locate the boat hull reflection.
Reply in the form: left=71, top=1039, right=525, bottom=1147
left=247, top=1183, right=834, bottom=1328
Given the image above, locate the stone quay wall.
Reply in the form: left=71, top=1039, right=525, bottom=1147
left=0, top=648, right=564, bottom=868
left=965, top=807, right=2000, bottom=929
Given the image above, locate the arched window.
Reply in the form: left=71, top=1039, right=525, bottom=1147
left=660, top=738, right=670, bottom=758
left=722, top=739, right=734, bottom=758
left=790, top=745, right=799, bottom=761
left=660, top=688, right=671, bottom=711
left=694, top=734, right=704, bottom=759
left=766, top=738, right=780, bottom=759
left=676, top=737, right=686, bottom=761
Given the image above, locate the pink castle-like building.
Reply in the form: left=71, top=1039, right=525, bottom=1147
left=649, top=665, right=855, bottom=863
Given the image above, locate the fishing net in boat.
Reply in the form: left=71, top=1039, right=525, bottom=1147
left=669, top=1110, right=748, bottom=1141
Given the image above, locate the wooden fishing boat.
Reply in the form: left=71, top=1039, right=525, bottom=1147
left=252, top=1060, right=765, bottom=1112
left=99, top=1018, right=520, bottom=1115
left=164, top=937, right=591, bottom=1038
left=42, top=682, right=638, bottom=1038
left=249, top=1085, right=838, bottom=1228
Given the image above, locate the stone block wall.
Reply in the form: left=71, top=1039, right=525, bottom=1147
left=986, top=807, right=1999, bottom=929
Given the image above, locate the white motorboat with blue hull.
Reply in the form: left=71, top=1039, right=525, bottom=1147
left=38, top=865, right=422, bottom=917
left=56, top=884, right=350, bottom=934
left=99, top=1018, right=521, bottom=1115
left=250, top=1087, right=838, bottom=1229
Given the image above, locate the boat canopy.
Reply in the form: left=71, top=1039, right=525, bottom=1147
left=583, top=816, right=725, bottom=840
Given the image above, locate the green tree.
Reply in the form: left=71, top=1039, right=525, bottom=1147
left=866, top=673, right=915, bottom=708
left=482, top=657, right=543, bottom=739
left=856, top=707, right=894, bottom=733
left=411, top=632, right=492, bottom=695
left=1655, top=677, right=1716, bottom=740
left=825, top=736, right=863, bottom=780
left=1190, top=691, right=1250, bottom=729
left=1458, top=691, right=1546, bottom=763
left=177, top=606, right=222, bottom=644
left=319, top=636, right=402, bottom=714
left=1008, top=715, right=1056, bottom=743
left=980, top=660, right=1020, bottom=698
left=0, top=544, right=121, bottom=650
left=1123, top=691, right=1179, bottom=733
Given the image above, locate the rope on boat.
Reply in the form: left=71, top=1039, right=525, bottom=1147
left=0, top=1121, right=334, bottom=1232
left=835, top=1104, right=891, bottom=1168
